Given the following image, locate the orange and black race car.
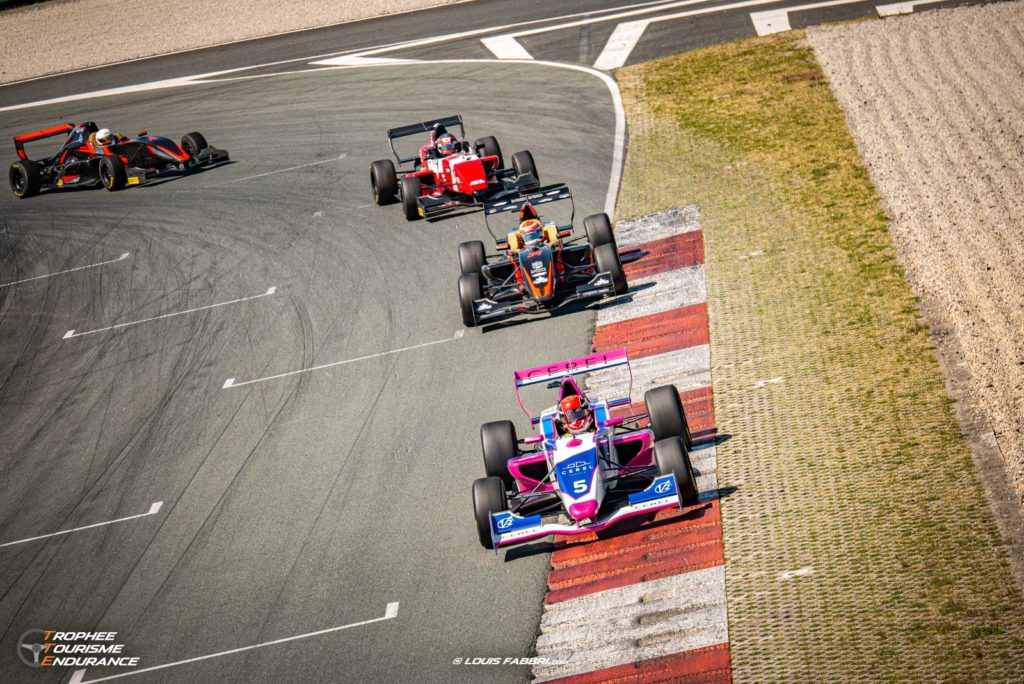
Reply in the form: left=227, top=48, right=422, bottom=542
left=8, top=121, right=229, bottom=198
left=456, top=184, right=628, bottom=327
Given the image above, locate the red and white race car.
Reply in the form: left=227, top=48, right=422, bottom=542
left=369, top=115, right=540, bottom=221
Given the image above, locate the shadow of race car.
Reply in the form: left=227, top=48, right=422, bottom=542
left=370, top=114, right=539, bottom=221
left=471, top=348, right=700, bottom=551
left=9, top=121, right=229, bottom=198
left=456, top=184, right=628, bottom=327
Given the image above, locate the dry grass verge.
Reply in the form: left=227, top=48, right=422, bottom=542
left=616, top=30, right=1024, bottom=683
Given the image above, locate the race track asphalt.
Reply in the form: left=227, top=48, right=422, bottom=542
left=0, top=61, right=614, bottom=683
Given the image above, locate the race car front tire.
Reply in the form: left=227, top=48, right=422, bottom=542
left=399, top=175, right=421, bottom=220
left=9, top=159, right=41, bottom=198
left=474, top=136, right=503, bottom=170
left=511, top=150, right=539, bottom=183
left=458, top=240, right=486, bottom=276
left=98, top=156, right=128, bottom=192
left=593, top=243, right=627, bottom=296
left=181, top=131, right=209, bottom=157
left=654, top=437, right=699, bottom=505
left=472, top=476, right=507, bottom=549
left=370, top=160, right=398, bottom=205
left=458, top=273, right=482, bottom=328
left=481, top=420, right=517, bottom=488
left=584, top=212, right=614, bottom=248
left=645, top=384, right=692, bottom=450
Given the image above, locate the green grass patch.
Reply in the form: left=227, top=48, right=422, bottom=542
left=616, top=31, right=1024, bottom=682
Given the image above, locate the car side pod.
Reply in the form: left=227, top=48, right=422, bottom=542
left=488, top=474, right=681, bottom=550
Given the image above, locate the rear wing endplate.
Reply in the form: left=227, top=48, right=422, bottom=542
left=387, top=115, right=464, bottom=164
left=13, top=123, right=74, bottom=160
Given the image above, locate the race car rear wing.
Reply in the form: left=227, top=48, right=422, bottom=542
left=387, top=115, right=464, bottom=164
left=13, top=123, right=75, bottom=160
left=513, top=348, right=632, bottom=420
left=484, top=183, right=575, bottom=243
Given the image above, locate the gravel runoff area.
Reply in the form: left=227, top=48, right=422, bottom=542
left=0, top=0, right=461, bottom=84
left=809, top=4, right=1024, bottom=508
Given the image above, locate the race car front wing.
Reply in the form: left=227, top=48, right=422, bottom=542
left=489, top=474, right=681, bottom=550
left=472, top=271, right=619, bottom=323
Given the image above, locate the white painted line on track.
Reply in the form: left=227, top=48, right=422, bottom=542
left=182, top=154, right=347, bottom=190
left=223, top=330, right=463, bottom=389
left=593, top=21, right=649, bottom=70
left=0, top=252, right=129, bottom=289
left=0, top=502, right=162, bottom=548
left=876, top=0, right=944, bottom=15
left=63, top=287, right=277, bottom=340
left=69, top=602, right=399, bottom=684
left=481, top=35, right=534, bottom=60
left=751, top=0, right=866, bottom=35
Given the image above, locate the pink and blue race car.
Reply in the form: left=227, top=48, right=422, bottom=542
left=471, top=348, right=701, bottom=550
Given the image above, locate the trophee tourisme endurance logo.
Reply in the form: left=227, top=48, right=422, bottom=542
left=17, top=628, right=140, bottom=670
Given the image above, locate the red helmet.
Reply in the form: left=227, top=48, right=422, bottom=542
left=436, top=134, right=458, bottom=155
left=558, top=394, right=592, bottom=433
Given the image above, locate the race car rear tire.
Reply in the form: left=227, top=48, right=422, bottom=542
left=9, top=159, right=41, bottom=198
left=511, top=150, right=539, bottom=183
left=458, top=273, right=482, bottom=328
left=458, top=240, right=486, bottom=276
left=474, top=136, right=503, bottom=170
left=98, top=155, right=127, bottom=192
left=584, top=212, right=614, bottom=248
left=370, top=159, right=398, bottom=206
left=399, top=175, right=421, bottom=221
left=645, top=384, right=692, bottom=451
left=654, top=437, right=699, bottom=505
left=180, top=132, right=209, bottom=157
left=472, top=476, right=507, bottom=549
left=593, top=243, right=627, bottom=296
left=481, top=420, right=517, bottom=488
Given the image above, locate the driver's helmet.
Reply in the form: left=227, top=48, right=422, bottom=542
left=95, top=128, right=114, bottom=146
left=519, top=218, right=544, bottom=247
left=436, top=134, right=458, bottom=156
left=558, top=394, right=593, bottom=434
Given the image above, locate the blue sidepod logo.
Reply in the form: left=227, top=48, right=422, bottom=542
left=556, top=449, right=597, bottom=499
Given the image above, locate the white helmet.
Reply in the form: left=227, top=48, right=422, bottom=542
left=95, top=128, right=113, bottom=145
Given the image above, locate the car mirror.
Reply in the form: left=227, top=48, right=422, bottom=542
left=138, top=131, right=147, bottom=136
left=603, top=416, right=624, bottom=427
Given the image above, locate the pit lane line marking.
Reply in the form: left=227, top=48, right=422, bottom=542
left=223, top=330, right=463, bottom=388
left=0, top=502, right=162, bottom=548
left=875, top=0, right=945, bottom=15
left=0, top=252, right=130, bottom=289
left=68, top=602, right=399, bottom=684
left=63, top=287, right=277, bottom=340
left=593, top=21, right=649, bottom=70
left=751, top=0, right=867, bottom=35
left=481, top=35, right=534, bottom=60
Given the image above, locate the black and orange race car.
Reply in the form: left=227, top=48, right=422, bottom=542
left=8, top=121, right=229, bottom=198
left=456, top=184, right=628, bottom=327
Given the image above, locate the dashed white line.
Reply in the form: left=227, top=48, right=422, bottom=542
left=223, top=329, right=463, bottom=388
left=481, top=35, right=534, bottom=60
left=63, top=287, right=277, bottom=340
left=222, top=153, right=347, bottom=183
left=0, top=502, right=162, bottom=548
left=69, top=602, right=399, bottom=684
left=0, top=252, right=130, bottom=288
left=876, top=0, right=944, bottom=15
left=593, top=21, right=648, bottom=70
left=750, top=0, right=866, bottom=35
